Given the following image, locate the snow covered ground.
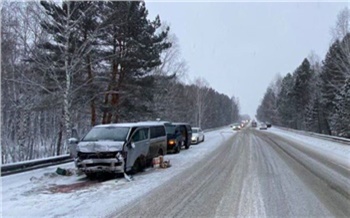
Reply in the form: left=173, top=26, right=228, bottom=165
left=1, top=128, right=235, bottom=218
left=268, top=127, right=350, bottom=169
left=2, top=126, right=349, bottom=218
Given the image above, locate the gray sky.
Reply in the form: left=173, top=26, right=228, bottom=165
left=146, top=1, right=348, bottom=118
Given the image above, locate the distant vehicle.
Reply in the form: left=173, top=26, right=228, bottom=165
left=240, top=122, right=245, bottom=128
left=69, top=122, right=167, bottom=178
left=266, top=122, right=272, bottom=128
left=259, top=123, right=268, bottom=130
left=191, top=127, right=205, bottom=144
left=231, top=123, right=241, bottom=130
left=251, top=121, right=257, bottom=127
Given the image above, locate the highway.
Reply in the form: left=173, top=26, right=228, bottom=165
left=110, top=128, right=350, bottom=217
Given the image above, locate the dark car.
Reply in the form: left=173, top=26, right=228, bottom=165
left=149, top=121, right=192, bottom=154
left=163, top=122, right=182, bottom=153
left=251, top=121, right=257, bottom=128
left=265, top=122, right=272, bottom=128
left=172, top=122, right=192, bottom=150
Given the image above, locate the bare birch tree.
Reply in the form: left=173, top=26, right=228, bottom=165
left=193, top=77, right=209, bottom=127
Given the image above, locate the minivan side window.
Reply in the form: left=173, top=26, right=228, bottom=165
left=132, top=128, right=149, bottom=142
left=150, top=126, right=166, bottom=138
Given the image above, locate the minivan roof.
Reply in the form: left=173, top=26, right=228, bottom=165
left=138, top=121, right=172, bottom=125
left=94, top=122, right=165, bottom=128
left=172, top=122, right=190, bottom=126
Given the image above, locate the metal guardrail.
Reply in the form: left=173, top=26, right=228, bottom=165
left=1, top=154, right=73, bottom=176
left=276, top=126, right=350, bottom=145
left=0, top=125, right=229, bottom=176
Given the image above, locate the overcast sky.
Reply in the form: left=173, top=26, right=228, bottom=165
left=146, top=1, right=348, bottom=118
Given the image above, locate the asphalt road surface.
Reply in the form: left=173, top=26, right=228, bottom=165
left=109, top=128, right=350, bottom=217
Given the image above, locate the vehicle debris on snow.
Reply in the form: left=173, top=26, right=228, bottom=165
left=56, top=167, right=75, bottom=176
left=153, top=156, right=171, bottom=169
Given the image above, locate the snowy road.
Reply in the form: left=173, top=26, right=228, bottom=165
left=2, top=127, right=350, bottom=217
left=110, top=128, right=350, bottom=217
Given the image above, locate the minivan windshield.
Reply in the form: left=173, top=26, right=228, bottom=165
left=192, top=128, right=199, bottom=133
left=82, top=127, right=130, bottom=141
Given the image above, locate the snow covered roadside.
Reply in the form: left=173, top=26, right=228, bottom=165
left=1, top=128, right=235, bottom=218
left=268, top=127, right=350, bottom=169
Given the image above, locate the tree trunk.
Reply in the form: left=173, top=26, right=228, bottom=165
left=56, top=117, right=63, bottom=156
left=102, top=92, right=109, bottom=124
left=63, top=3, right=72, bottom=145
left=87, top=54, right=96, bottom=126
left=103, top=59, right=119, bottom=124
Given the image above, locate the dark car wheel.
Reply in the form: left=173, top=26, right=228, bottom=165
left=202, top=136, right=205, bottom=142
left=175, top=144, right=181, bottom=153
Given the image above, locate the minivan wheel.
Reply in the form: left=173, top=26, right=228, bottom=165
left=131, top=158, right=144, bottom=174
left=132, top=161, right=140, bottom=174
left=202, top=136, right=205, bottom=142
left=85, top=173, right=97, bottom=180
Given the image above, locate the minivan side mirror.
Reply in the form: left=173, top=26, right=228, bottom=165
left=125, top=138, right=135, bottom=148
left=68, top=137, right=79, bottom=144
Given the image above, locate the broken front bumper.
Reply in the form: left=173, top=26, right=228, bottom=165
left=75, top=158, right=124, bottom=173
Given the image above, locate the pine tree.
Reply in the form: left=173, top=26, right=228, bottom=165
left=292, top=58, right=313, bottom=129
left=256, top=87, right=277, bottom=123
left=335, top=78, right=350, bottom=137
left=98, top=1, right=171, bottom=123
left=276, top=73, right=296, bottom=128
left=320, top=40, right=347, bottom=134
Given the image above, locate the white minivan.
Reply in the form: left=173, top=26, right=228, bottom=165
left=69, top=123, right=167, bottom=178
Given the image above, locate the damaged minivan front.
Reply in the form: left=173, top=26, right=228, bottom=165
left=76, top=141, right=125, bottom=174
left=72, top=125, right=129, bottom=176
